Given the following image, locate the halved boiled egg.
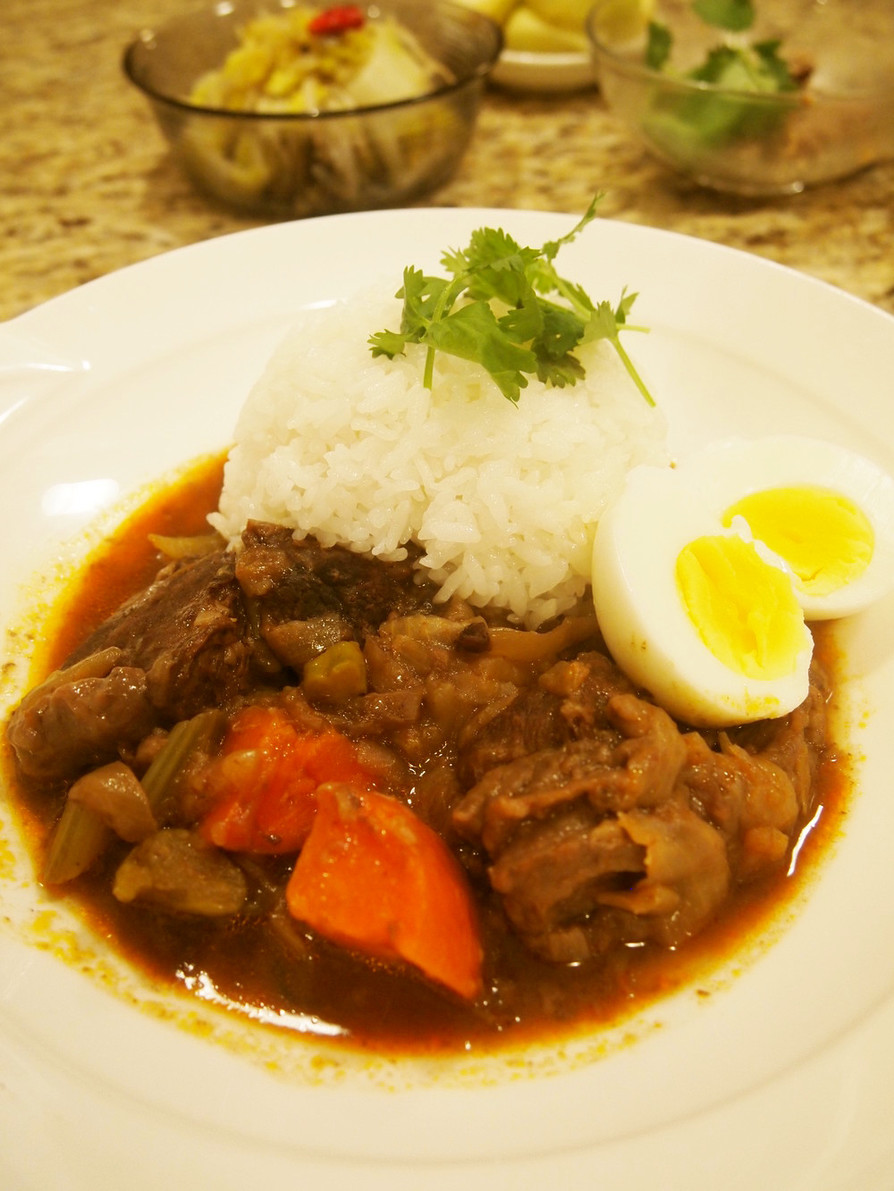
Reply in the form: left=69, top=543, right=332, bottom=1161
left=592, top=464, right=813, bottom=727
left=675, top=436, right=894, bottom=620
left=591, top=435, right=894, bottom=728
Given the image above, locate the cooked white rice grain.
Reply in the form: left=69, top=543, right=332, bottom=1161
left=211, top=287, right=669, bottom=625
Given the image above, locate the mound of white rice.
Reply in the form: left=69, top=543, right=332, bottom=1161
left=211, top=286, right=668, bottom=626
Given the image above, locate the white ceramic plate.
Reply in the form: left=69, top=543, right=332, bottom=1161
left=491, top=47, right=597, bottom=91
left=2, top=209, right=894, bottom=1190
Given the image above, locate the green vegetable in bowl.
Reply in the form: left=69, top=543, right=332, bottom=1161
left=643, top=0, right=808, bottom=151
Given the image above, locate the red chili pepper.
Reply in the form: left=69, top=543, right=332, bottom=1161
left=308, top=5, right=366, bottom=36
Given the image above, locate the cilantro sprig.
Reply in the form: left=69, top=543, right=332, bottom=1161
left=368, top=195, right=654, bottom=407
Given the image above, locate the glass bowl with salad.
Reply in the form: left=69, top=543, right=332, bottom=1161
left=586, top=0, right=894, bottom=195
left=123, top=0, right=502, bottom=218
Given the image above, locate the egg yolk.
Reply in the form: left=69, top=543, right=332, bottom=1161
left=675, top=534, right=804, bottom=679
left=722, top=485, right=873, bottom=597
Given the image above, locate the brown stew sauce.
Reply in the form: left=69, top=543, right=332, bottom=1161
left=7, top=455, right=850, bottom=1058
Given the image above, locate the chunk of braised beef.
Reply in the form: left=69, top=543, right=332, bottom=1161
left=7, top=550, right=255, bottom=784
left=455, top=650, right=639, bottom=788
left=539, top=649, right=638, bottom=734
left=679, top=731, right=799, bottom=877
left=455, top=737, right=622, bottom=852
left=113, top=828, right=247, bottom=916
left=487, top=803, right=644, bottom=959
left=321, top=689, right=426, bottom=737
left=453, top=688, right=730, bottom=963
left=456, top=686, right=573, bottom=788
left=236, top=523, right=434, bottom=665
left=455, top=694, right=688, bottom=851
left=723, top=661, right=829, bottom=817
left=353, top=608, right=525, bottom=772
left=488, top=800, right=729, bottom=962
left=680, top=669, right=829, bottom=877
left=67, top=548, right=253, bottom=720
left=7, top=650, right=156, bottom=782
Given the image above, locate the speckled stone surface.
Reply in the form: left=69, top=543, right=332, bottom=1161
left=2, top=0, right=893, bottom=323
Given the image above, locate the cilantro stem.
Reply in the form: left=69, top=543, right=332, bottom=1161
left=423, top=344, right=435, bottom=391
left=611, top=333, right=655, bottom=408
left=423, top=271, right=467, bottom=390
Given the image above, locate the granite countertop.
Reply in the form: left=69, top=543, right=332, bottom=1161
left=3, top=0, right=893, bottom=324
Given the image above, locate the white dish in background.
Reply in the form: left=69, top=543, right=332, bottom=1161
left=1, top=208, right=894, bottom=1190
left=491, top=47, right=597, bottom=91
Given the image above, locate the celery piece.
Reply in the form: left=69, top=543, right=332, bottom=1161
left=141, top=709, right=226, bottom=814
left=43, top=801, right=111, bottom=885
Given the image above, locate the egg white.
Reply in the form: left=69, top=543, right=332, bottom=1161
left=675, top=435, right=894, bottom=620
left=591, top=464, right=814, bottom=728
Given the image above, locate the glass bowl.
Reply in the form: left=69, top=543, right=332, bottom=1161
left=586, top=0, right=894, bottom=196
left=123, top=0, right=502, bottom=218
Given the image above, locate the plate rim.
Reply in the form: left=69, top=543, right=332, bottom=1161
left=2, top=206, right=894, bottom=1189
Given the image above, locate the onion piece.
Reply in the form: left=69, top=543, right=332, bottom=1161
left=68, top=761, right=157, bottom=843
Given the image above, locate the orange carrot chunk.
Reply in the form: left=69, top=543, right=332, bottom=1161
left=286, top=784, right=484, bottom=1001
left=200, top=707, right=370, bottom=854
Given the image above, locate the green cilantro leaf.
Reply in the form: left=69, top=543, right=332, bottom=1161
left=427, top=301, right=538, bottom=404
left=753, top=39, right=800, bottom=91
left=692, top=0, right=754, bottom=32
left=645, top=21, right=673, bottom=70
left=369, top=195, right=655, bottom=407
left=531, top=302, right=587, bottom=363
